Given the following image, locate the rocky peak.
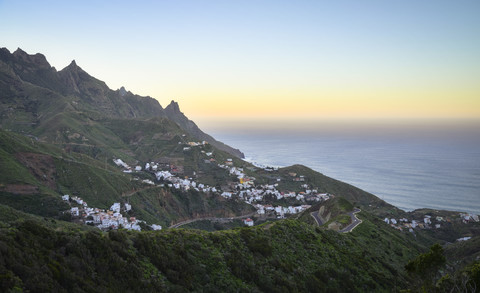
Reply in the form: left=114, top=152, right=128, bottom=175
left=119, top=86, right=127, bottom=97
left=0, top=48, right=12, bottom=63
left=62, top=60, right=81, bottom=72
left=0, top=47, right=11, bottom=56
left=165, top=100, right=181, bottom=114
left=12, top=47, right=28, bottom=57
left=12, top=48, right=52, bottom=70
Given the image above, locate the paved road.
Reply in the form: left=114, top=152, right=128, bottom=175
left=310, top=211, right=324, bottom=226
left=169, top=212, right=257, bottom=229
left=122, top=185, right=159, bottom=197
left=310, top=208, right=362, bottom=233
left=339, top=208, right=362, bottom=233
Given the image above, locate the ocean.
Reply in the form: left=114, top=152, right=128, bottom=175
left=206, top=121, right=480, bottom=215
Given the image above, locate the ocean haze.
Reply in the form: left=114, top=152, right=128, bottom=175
left=205, top=119, right=480, bottom=215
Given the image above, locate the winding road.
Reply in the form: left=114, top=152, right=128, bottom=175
left=310, top=208, right=363, bottom=233
left=171, top=208, right=363, bottom=231
left=339, top=208, right=362, bottom=233
left=169, top=212, right=256, bottom=229
left=310, top=210, right=325, bottom=226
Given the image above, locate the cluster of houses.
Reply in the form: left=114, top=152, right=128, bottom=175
left=155, top=170, right=218, bottom=193
left=182, top=140, right=209, bottom=152
left=460, top=213, right=480, bottom=223
left=385, top=212, right=480, bottom=235
left=112, top=152, right=332, bottom=227
left=253, top=204, right=312, bottom=218
left=384, top=215, right=440, bottom=232
left=113, top=158, right=144, bottom=174
left=62, top=194, right=162, bottom=231
left=216, top=164, right=328, bottom=217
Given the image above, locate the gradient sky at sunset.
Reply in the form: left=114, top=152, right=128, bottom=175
left=1, top=0, right=479, bottom=126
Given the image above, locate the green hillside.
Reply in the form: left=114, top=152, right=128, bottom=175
left=1, top=48, right=479, bottom=292
left=0, top=128, right=251, bottom=227
left=0, top=214, right=420, bottom=292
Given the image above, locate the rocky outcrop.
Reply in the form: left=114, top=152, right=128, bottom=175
left=0, top=47, right=243, bottom=158
left=165, top=100, right=244, bottom=158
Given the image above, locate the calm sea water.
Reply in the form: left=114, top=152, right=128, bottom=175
left=208, top=123, right=480, bottom=215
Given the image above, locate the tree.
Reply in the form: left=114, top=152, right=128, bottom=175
left=405, top=243, right=446, bottom=292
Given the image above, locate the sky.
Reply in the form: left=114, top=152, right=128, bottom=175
left=1, top=0, right=479, bottom=130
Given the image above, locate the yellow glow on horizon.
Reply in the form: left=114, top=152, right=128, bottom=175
left=166, top=84, right=480, bottom=122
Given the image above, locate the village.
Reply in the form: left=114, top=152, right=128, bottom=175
left=72, top=140, right=480, bottom=236
left=384, top=212, right=479, bottom=241
left=111, top=140, right=333, bottom=227
left=62, top=194, right=162, bottom=231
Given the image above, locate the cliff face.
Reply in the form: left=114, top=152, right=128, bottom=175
left=0, top=47, right=243, bottom=158
left=165, top=100, right=245, bottom=158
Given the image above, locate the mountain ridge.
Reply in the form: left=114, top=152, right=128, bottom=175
left=0, top=47, right=243, bottom=158
left=164, top=100, right=245, bottom=158
left=0, top=47, right=479, bottom=292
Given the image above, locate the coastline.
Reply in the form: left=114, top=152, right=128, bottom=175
left=208, top=127, right=480, bottom=215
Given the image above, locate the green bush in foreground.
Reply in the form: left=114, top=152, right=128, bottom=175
left=0, top=218, right=415, bottom=292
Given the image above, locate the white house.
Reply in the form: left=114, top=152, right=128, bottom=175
left=265, top=205, right=274, bottom=211
left=113, top=159, right=129, bottom=169
left=71, top=207, right=79, bottom=216
left=92, top=214, right=102, bottom=223
left=411, top=220, right=418, bottom=228
left=110, top=203, right=121, bottom=213
left=142, top=179, right=155, bottom=185
left=62, top=194, right=70, bottom=201
left=155, top=171, right=173, bottom=181
left=135, top=166, right=142, bottom=171
left=243, top=218, right=254, bottom=227
left=151, top=224, right=162, bottom=230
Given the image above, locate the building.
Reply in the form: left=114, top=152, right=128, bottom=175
left=243, top=218, right=254, bottom=227
left=110, top=203, right=121, bottom=213
left=71, top=207, right=79, bottom=216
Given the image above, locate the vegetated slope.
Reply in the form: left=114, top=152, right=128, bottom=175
left=445, top=235, right=480, bottom=269
left=2, top=47, right=478, bottom=292
left=164, top=100, right=244, bottom=158
left=127, top=187, right=255, bottom=227
left=299, top=196, right=356, bottom=230
left=0, top=129, right=252, bottom=226
left=0, top=212, right=422, bottom=293
left=278, top=164, right=400, bottom=216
